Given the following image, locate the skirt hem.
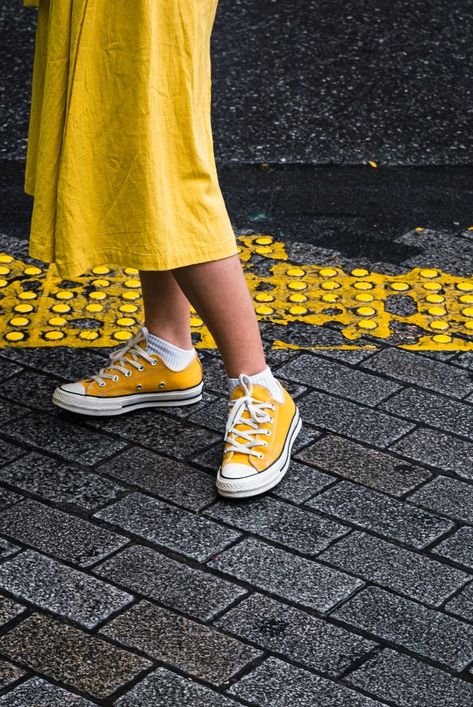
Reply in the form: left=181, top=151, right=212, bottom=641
left=28, top=236, right=240, bottom=279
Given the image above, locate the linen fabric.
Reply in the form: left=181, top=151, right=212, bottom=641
left=23, top=0, right=238, bottom=277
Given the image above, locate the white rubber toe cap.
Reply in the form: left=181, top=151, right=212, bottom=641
left=58, top=382, right=86, bottom=395
left=219, top=462, right=257, bottom=480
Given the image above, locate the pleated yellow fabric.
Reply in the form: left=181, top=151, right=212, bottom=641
left=24, top=0, right=238, bottom=278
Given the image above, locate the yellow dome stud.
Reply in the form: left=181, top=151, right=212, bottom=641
left=48, top=316, right=67, bottom=327
left=465, top=320, right=473, bottom=330
left=9, top=316, right=29, bottom=327
left=355, top=292, right=374, bottom=302
left=390, top=282, right=410, bottom=291
left=459, top=294, right=473, bottom=304
left=420, top=268, right=439, bottom=278
left=256, top=305, right=274, bottom=316
left=427, top=306, right=447, bottom=316
left=425, top=294, right=445, bottom=303
left=85, top=303, right=103, bottom=313
left=116, top=317, right=136, bottom=327
left=432, top=334, right=452, bottom=343
left=368, top=160, right=378, bottom=168
left=44, top=330, right=65, bottom=341
left=92, top=265, right=111, bottom=275
left=358, top=319, right=378, bottom=329
left=122, top=290, right=141, bottom=301
left=5, top=331, right=25, bottom=342
left=190, top=316, right=203, bottom=327
left=124, top=278, right=141, bottom=289
left=56, top=290, right=74, bottom=300
left=288, top=281, right=308, bottom=291
left=423, top=282, right=442, bottom=291
left=91, top=279, right=110, bottom=288
left=124, top=267, right=139, bottom=275
left=350, top=268, right=370, bottom=277
left=461, top=306, right=473, bottom=317
left=289, top=305, right=308, bottom=315
left=0, top=254, right=13, bottom=263
left=255, top=293, right=275, bottom=303
left=356, top=306, right=376, bottom=317
left=18, top=291, right=37, bottom=300
left=456, top=281, right=473, bottom=291
left=0, top=278, right=8, bottom=288
left=430, top=320, right=449, bottom=331
left=286, top=267, right=306, bottom=277
left=0, top=266, right=10, bottom=275
left=321, top=293, right=340, bottom=303
left=113, top=330, right=133, bottom=341
left=254, top=236, right=273, bottom=246
left=353, top=281, right=374, bottom=290
left=23, top=266, right=42, bottom=276
left=14, top=303, right=34, bottom=314
left=255, top=245, right=273, bottom=255
left=320, top=281, right=341, bottom=290
left=79, top=330, right=100, bottom=341
left=51, top=303, right=71, bottom=314
left=89, top=291, right=107, bottom=300
left=289, top=293, right=308, bottom=302
left=119, top=303, right=138, bottom=313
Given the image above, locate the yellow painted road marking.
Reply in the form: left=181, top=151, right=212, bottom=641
left=0, top=234, right=472, bottom=351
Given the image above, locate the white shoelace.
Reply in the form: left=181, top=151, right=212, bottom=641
left=90, top=327, right=156, bottom=387
left=224, top=374, right=276, bottom=459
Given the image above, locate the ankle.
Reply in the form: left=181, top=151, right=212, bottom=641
left=228, top=365, right=284, bottom=403
left=145, top=323, right=192, bottom=350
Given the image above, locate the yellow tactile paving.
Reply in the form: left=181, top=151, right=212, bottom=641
left=0, top=235, right=472, bottom=351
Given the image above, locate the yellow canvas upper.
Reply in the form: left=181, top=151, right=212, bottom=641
left=222, top=383, right=297, bottom=472
left=78, top=341, right=203, bottom=398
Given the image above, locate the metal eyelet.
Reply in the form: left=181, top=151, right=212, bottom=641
left=112, top=375, right=119, bottom=382
left=98, top=382, right=105, bottom=388
left=268, top=416, right=274, bottom=423
left=151, top=360, right=157, bottom=366
left=258, top=452, right=264, bottom=459
left=136, top=384, right=143, bottom=390
left=159, top=382, right=165, bottom=389
left=125, top=370, right=132, bottom=377
left=138, top=365, right=145, bottom=371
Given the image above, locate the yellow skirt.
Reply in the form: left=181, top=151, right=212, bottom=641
left=25, top=0, right=238, bottom=278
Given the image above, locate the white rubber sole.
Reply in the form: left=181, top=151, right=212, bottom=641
left=216, top=407, right=302, bottom=499
left=52, top=382, right=204, bottom=416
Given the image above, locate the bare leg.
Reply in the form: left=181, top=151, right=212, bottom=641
left=139, top=254, right=267, bottom=378
left=171, top=254, right=267, bottom=378
left=139, top=270, right=193, bottom=349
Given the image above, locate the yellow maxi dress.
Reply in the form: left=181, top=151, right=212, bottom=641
left=23, top=0, right=239, bottom=278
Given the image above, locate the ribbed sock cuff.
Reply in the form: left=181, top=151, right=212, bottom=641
left=228, top=365, right=284, bottom=402
left=146, top=332, right=195, bottom=371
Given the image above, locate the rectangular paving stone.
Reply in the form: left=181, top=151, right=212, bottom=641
left=0, top=452, right=126, bottom=511
left=215, top=593, right=376, bottom=678
left=380, top=386, right=473, bottom=439
left=0, top=676, right=97, bottom=705
left=0, top=537, right=19, bottom=561
left=333, top=586, right=473, bottom=671
left=391, top=427, right=473, bottom=480
left=296, top=434, right=430, bottom=496
left=360, top=347, right=473, bottom=398
left=94, top=544, right=246, bottom=621
left=0, top=659, right=26, bottom=691
left=0, top=399, right=29, bottom=427
left=205, top=496, right=349, bottom=556
left=3, top=412, right=126, bottom=466
left=97, top=446, right=216, bottom=512
left=307, top=481, right=452, bottom=548
left=319, top=531, right=469, bottom=606
left=92, top=410, right=221, bottom=461
left=0, top=489, right=22, bottom=512
left=0, top=499, right=128, bottom=566
left=0, top=359, right=23, bottom=382
left=94, top=492, right=241, bottom=562
left=270, top=459, right=336, bottom=503
left=100, top=600, right=261, bottom=687
left=409, top=476, right=473, bottom=524
left=0, top=439, right=27, bottom=468
left=297, top=390, right=414, bottom=448
left=207, top=537, right=363, bottom=613
left=227, top=657, right=382, bottom=707
left=432, top=527, right=473, bottom=570
left=277, top=353, right=401, bottom=405
left=0, top=613, right=151, bottom=699
left=445, top=582, right=473, bottom=622
left=0, top=596, right=26, bottom=627
left=0, top=346, right=109, bottom=381
left=0, top=550, right=134, bottom=629
left=345, top=648, right=473, bottom=707
left=115, top=667, right=239, bottom=707
left=0, top=370, right=61, bottom=413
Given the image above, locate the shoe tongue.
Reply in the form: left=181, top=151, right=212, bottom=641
left=230, top=383, right=272, bottom=403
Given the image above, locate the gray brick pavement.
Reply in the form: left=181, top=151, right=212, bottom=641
left=0, top=341, right=472, bottom=705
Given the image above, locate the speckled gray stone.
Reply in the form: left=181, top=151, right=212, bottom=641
left=345, top=648, right=473, bottom=707
left=269, top=459, right=335, bottom=503
left=0, top=370, right=61, bottom=413
left=0, top=360, right=23, bottom=382
left=0, top=677, right=97, bottom=706
left=0, top=597, right=25, bottom=628
left=0, top=346, right=109, bottom=382
left=0, top=399, right=29, bottom=427
left=114, top=667, right=239, bottom=706
left=433, top=527, right=473, bottom=570
left=319, top=532, right=469, bottom=606
left=0, top=538, right=19, bottom=561
left=277, top=353, right=401, bottom=405
left=207, top=537, right=363, bottom=612
left=0, top=452, right=125, bottom=511
left=94, top=492, right=241, bottom=562
left=0, top=613, right=151, bottom=699
left=97, top=446, right=216, bottom=512
left=3, top=411, right=126, bottom=466
left=361, top=348, right=473, bottom=398
left=0, top=659, right=26, bottom=691
left=0, top=550, right=134, bottom=629
left=0, top=499, right=128, bottom=566
left=296, top=434, right=430, bottom=496
left=391, top=427, right=473, bottom=480
left=94, top=544, right=246, bottom=621
left=333, top=587, right=473, bottom=671
left=100, top=600, right=261, bottom=687
left=409, top=476, right=473, bottom=523
left=205, top=495, right=348, bottom=555
left=0, top=439, right=27, bottom=468
left=91, top=410, right=220, bottom=461
left=0, top=490, right=22, bottom=512
left=227, top=657, right=382, bottom=706
left=445, top=582, right=473, bottom=622
left=297, top=390, right=414, bottom=448
left=307, top=481, right=453, bottom=548
left=380, top=387, right=473, bottom=439
left=215, top=593, right=376, bottom=677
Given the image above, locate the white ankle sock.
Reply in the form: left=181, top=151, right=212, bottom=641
left=146, top=332, right=195, bottom=371
left=228, top=365, right=284, bottom=403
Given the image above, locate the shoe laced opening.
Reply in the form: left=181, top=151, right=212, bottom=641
left=89, top=327, right=156, bottom=386
left=224, top=373, right=276, bottom=459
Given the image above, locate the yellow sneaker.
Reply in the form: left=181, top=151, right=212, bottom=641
left=52, top=326, right=203, bottom=416
left=216, top=374, right=302, bottom=498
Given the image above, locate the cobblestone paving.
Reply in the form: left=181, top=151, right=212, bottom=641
left=0, top=326, right=472, bottom=706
